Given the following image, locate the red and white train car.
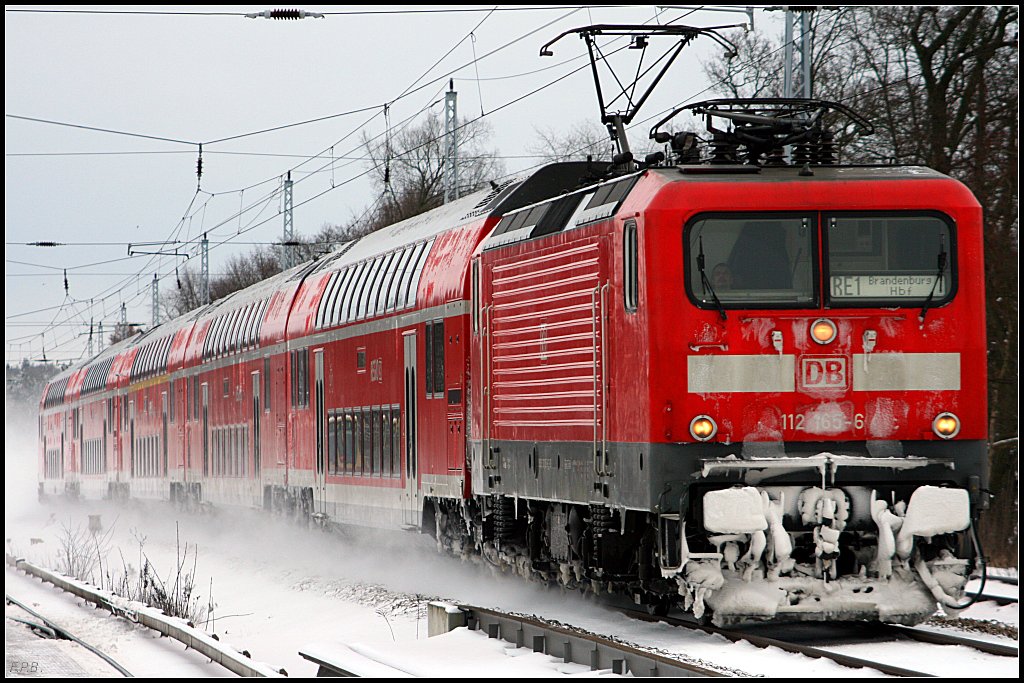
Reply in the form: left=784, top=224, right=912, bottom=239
left=40, top=100, right=988, bottom=625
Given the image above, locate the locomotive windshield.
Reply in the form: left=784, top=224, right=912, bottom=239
left=685, top=212, right=957, bottom=311
left=686, top=213, right=817, bottom=308
left=825, top=213, right=955, bottom=307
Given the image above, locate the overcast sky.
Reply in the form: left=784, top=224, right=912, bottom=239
left=5, top=4, right=784, bottom=367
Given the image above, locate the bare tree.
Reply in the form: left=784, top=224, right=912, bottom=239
left=701, top=6, right=1019, bottom=563
left=527, top=120, right=613, bottom=163
left=359, top=111, right=504, bottom=232
left=108, top=323, right=141, bottom=345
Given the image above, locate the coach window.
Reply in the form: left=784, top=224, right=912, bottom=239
left=425, top=322, right=434, bottom=396
left=339, top=411, right=348, bottom=475
left=301, top=350, right=309, bottom=407
left=221, top=311, right=234, bottom=355
left=212, top=314, right=225, bottom=357
left=343, top=261, right=367, bottom=323
left=404, top=240, right=433, bottom=308
left=202, top=321, right=213, bottom=359
left=685, top=213, right=817, bottom=310
left=238, top=304, right=251, bottom=347
left=332, top=267, right=354, bottom=326
left=399, top=242, right=426, bottom=309
left=242, top=303, right=257, bottom=348
left=362, top=409, right=374, bottom=473
left=433, top=319, right=445, bottom=398
left=357, top=258, right=384, bottom=320
left=246, top=303, right=257, bottom=347
left=328, top=412, right=337, bottom=474
left=390, top=407, right=401, bottom=477
left=291, top=349, right=309, bottom=408
left=824, top=212, right=956, bottom=308
left=216, top=313, right=228, bottom=356
left=351, top=410, right=361, bottom=474
left=258, top=298, right=269, bottom=340
left=382, top=250, right=406, bottom=314
left=373, top=252, right=398, bottom=317
left=169, top=379, right=175, bottom=423
left=235, top=307, right=247, bottom=352
left=212, top=313, right=226, bottom=357
left=424, top=319, right=445, bottom=399
left=381, top=408, right=392, bottom=478
left=318, top=272, right=339, bottom=329
left=343, top=410, right=355, bottom=474
left=471, top=260, right=480, bottom=333
left=226, top=309, right=239, bottom=353
left=334, top=266, right=356, bottom=325
left=366, top=255, right=390, bottom=318
left=251, top=301, right=262, bottom=346
left=623, top=219, right=639, bottom=312
left=374, top=251, right=397, bottom=315
left=386, top=247, right=415, bottom=312
left=230, top=307, right=244, bottom=353
left=372, top=407, right=383, bottom=476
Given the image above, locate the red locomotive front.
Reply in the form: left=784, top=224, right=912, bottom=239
left=469, top=110, right=987, bottom=625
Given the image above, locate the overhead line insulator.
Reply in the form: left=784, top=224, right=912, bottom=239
left=245, top=9, right=325, bottom=20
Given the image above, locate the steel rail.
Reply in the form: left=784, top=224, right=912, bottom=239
left=620, top=607, right=936, bottom=677
left=461, top=604, right=731, bottom=677
left=965, top=591, right=1018, bottom=607
left=5, top=592, right=134, bottom=677
left=878, top=623, right=1018, bottom=658
left=6, top=555, right=282, bottom=677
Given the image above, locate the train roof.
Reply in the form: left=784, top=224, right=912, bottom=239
left=651, top=164, right=952, bottom=183
left=40, top=161, right=626, bottom=406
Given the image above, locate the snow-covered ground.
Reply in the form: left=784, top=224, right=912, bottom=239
left=5, top=568, right=231, bottom=677
left=4, top=498, right=1017, bottom=677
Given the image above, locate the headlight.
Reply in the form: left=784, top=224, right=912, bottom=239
left=932, top=412, right=960, bottom=439
left=810, top=318, right=837, bottom=344
left=689, top=415, right=718, bottom=441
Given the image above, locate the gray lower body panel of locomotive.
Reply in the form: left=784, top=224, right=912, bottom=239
left=470, top=438, right=988, bottom=515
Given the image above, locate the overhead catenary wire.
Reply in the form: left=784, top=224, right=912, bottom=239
left=5, top=5, right=525, bottom=356
left=6, top=6, right=634, bottom=17
left=8, top=7, right=774, bottom=362
left=6, top=7, right=640, bottom=359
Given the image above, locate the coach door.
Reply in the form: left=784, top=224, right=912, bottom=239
left=129, top=400, right=135, bottom=478
left=252, top=371, right=262, bottom=496
left=402, top=331, right=420, bottom=528
left=313, top=349, right=326, bottom=514
left=161, top=391, right=169, bottom=477
left=201, top=383, right=209, bottom=477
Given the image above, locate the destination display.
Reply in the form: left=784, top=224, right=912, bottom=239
left=830, top=274, right=945, bottom=299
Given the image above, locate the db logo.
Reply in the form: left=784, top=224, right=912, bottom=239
left=800, top=356, right=848, bottom=389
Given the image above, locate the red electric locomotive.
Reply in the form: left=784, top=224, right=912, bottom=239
left=38, top=26, right=988, bottom=627
left=459, top=100, right=987, bottom=624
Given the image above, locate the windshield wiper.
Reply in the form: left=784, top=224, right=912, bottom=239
left=697, top=236, right=727, bottom=321
left=919, top=234, right=948, bottom=322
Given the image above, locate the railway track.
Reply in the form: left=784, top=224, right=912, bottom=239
left=620, top=608, right=936, bottom=677
left=5, top=592, right=134, bottom=677
left=877, top=623, right=1018, bottom=658
left=619, top=606, right=1018, bottom=676
left=965, top=591, right=1018, bottom=607
left=459, top=605, right=735, bottom=677
left=985, top=574, right=1018, bottom=587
